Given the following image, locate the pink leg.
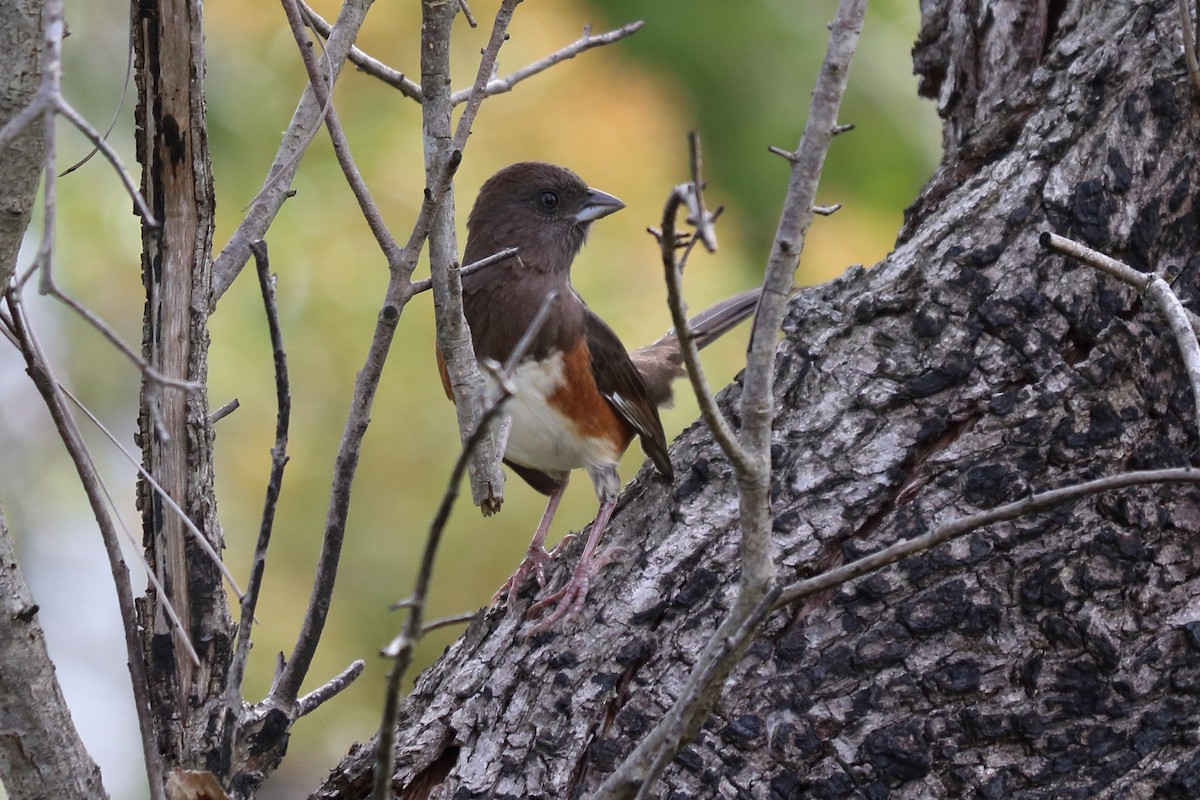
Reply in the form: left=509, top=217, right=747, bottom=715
left=493, top=480, right=568, bottom=609
left=525, top=497, right=624, bottom=635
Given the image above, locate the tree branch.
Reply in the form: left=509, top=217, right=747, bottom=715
left=425, top=0, right=521, bottom=514
left=5, top=288, right=166, bottom=800
left=210, top=0, right=375, bottom=303
left=448, top=20, right=644, bottom=105
left=0, top=502, right=109, bottom=800
left=225, top=241, right=292, bottom=752
left=595, top=2, right=867, bottom=797
left=777, top=468, right=1200, bottom=606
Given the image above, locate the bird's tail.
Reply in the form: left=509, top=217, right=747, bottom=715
left=630, top=288, right=761, bottom=406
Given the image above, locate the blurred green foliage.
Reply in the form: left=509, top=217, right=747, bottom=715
left=0, top=1, right=939, bottom=796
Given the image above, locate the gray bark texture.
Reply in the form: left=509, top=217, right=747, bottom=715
left=316, top=0, right=1200, bottom=797
left=0, top=504, right=109, bottom=800
left=0, top=0, right=44, bottom=290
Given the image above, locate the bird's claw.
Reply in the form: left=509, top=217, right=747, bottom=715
left=522, top=545, right=627, bottom=636
left=492, top=544, right=552, bottom=610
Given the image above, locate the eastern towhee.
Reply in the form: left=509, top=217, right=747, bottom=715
left=438, top=162, right=757, bottom=633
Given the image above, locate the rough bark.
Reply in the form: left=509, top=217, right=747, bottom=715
left=132, top=0, right=233, bottom=783
left=315, top=0, right=1200, bottom=797
left=0, top=503, right=109, bottom=800
left=0, top=0, right=44, bottom=289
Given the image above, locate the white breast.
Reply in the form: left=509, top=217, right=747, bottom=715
left=497, top=353, right=622, bottom=479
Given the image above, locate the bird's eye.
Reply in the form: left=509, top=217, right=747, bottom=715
left=538, top=190, right=560, bottom=210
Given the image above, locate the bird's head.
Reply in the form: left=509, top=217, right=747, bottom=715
left=465, top=162, right=625, bottom=274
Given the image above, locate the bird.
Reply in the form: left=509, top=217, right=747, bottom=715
left=437, top=161, right=758, bottom=633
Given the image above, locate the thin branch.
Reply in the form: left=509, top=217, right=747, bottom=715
left=0, top=320, right=204, bottom=666
left=41, top=284, right=199, bottom=391
left=1040, top=231, right=1200, bottom=332
left=1041, top=231, right=1200, bottom=434
left=1180, top=0, right=1200, bottom=94
left=227, top=241, right=292, bottom=734
left=270, top=151, right=462, bottom=708
left=777, top=468, right=1200, bottom=606
left=421, top=610, right=481, bottom=632
left=456, top=0, right=477, bottom=27
left=55, top=97, right=156, bottom=226
left=430, top=0, right=523, bottom=513
left=0, top=89, right=47, bottom=154
left=235, top=3, right=339, bottom=223
left=409, top=246, right=518, bottom=295
left=656, top=154, right=749, bottom=475
left=5, top=286, right=166, bottom=800
left=295, top=659, right=365, bottom=718
left=210, top=398, right=240, bottom=424
left=449, top=20, right=645, bottom=105
left=372, top=291, right=558, bottom=800
left=58, top=382, right=244, bottom=599
left=299, top=0, right=423, bottom=100
left=210, top=0, right=374, bottom=303
left=59, top=29, right=134, bottom=177
left=595, top=2, right=867, bottom=796
left=1146, top=276, right=1200, bottom=435
left=684, top=133, right=718, bottom=253
left=280, top=0, right=403, bottom=267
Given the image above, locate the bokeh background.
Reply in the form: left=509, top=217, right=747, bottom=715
left=0, top=1, right=939, bottom=797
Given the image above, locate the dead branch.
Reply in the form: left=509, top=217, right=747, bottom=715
left=594, top=2, right=868, bottom=797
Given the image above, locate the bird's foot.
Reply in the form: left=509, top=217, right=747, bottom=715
left=523, top=545, right=626, bottom=636
left=492, top=544, right=552, bottom=610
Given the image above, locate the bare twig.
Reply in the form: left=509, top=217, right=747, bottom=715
left=210, top=0, right=374, bottom=302
left=40, top=284, right=199, bottom=391
left=448, top=20, right=645, bottom=105
left=1041, top=231, right=1200, bottom=434
left=372, top=291, right=557, bottom=800
left=271, top=0, right=518, bottom=705
left=777, top=468, right=1200, bottom=605
left=812, top=203, right=842, bottom=216
left=59, top=30, right=134, bottom=177
left=280, top=0, right=402, bottom=266
left=299, top=0, right=423, bottom=100
left=409, top=246, right=518, bottom=295
left=55, top=382, right=244, bottom=598
left=5, top=286, right=165, bottom=800
left=428, top=0, right=522, bottom=514
left=421, top=610, right=481, bottom=632
left=295, top=659, right=365, bottom=718
left=596, top=2, right=867, bottom=797
left=55, top=98, right=156, bottom=226
left=210, top=398, right=240, bottom=424
left=684, top=133, right=718, bottom=253
left=227, top=241, right=292, bottom=739
left=1180, top=0, right=1200, bottom=94
left=1040, top=231, right=1200, bottom=332
left=0, top=332, right=205, bottom=666
left=456, top=0, right=477, bottom=27
left=656, top=148, right=749, bottom=475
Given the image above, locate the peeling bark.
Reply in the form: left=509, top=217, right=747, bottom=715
left=316, top=0, right=1200, bottom=797
left=132, top=0, right=233, bottom=783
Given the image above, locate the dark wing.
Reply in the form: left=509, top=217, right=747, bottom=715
left=584, top=310, right=673, bottom=481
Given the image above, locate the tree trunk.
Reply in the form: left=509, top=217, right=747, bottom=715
left=132, top=0, right=233, bottom=780
left=321, top=0, right=1200, bottom=796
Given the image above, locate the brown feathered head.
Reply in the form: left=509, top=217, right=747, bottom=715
left=464, top=162, right=624, bottom=274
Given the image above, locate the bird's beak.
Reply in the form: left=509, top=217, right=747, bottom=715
left=575, top=187, right=625, bottom=223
